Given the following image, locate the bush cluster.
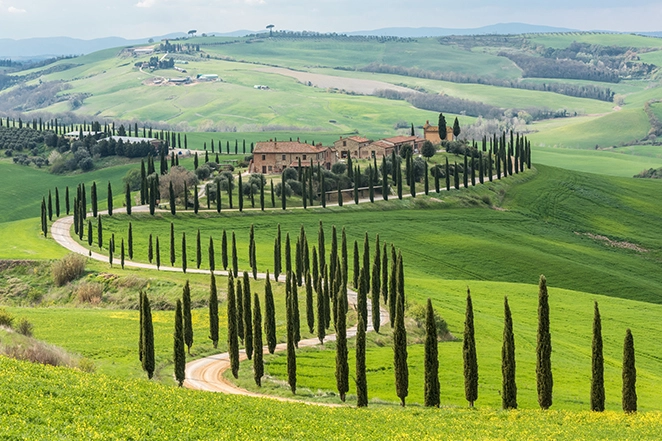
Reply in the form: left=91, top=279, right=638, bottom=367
left=52, top=254, right=87, bottom=287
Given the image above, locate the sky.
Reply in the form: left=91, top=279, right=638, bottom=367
left=0, top=0, right=660, bottom=40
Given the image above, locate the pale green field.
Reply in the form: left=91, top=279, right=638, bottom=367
left=528, top=32, right=662, bottom=49
left=533, top=146, right=662, bottom=177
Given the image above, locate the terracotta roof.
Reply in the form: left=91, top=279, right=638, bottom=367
left=347, top=136, right=371, bottom=143
left=369, top=140, right=395, bottom=149
left=382, top=135, right=422, bottom=145
left=254, top=141, right=327, bottom=154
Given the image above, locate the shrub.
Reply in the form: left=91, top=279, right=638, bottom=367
left=331, top=162, right=347, bottom=175
left=75, top=282, right=103, bottom=304
left=408, top=302, right=449, bottom=338
left=195, top=165, right=212, bottom=180
left=16, top=318, right=33, bottom=337
left=282, top=167, right=298, bottom=181
left=0, top=308, right=14, bottom=327
left=77, top=357, right=96, bottom=373
left=52, top=254, right=87, bottom=287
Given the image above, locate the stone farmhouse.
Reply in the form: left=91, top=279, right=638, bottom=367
left=333, top=136, right=372, bottom=159
left=333, top=135, right=425, bottom=159
left=251, top=140, right=336, bottom=174
left=423, top=120, right=455, bottom=144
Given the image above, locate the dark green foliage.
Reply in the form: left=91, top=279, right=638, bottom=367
left=381, top=243, right=388, bottom=305
left=238, top=174, right=243, bottom=212
left=208, top=274, right=219, bottom=348
left=438, top=113, right=447, bottom=141
left=183, top=280, right=193, bottom=354
left=174, top=299, right=186, bottom=387
left=286, top=271, right=297, bottom=394
left=341, top=228, right=348, bottom=288
left=87, top=220, right=93, bottom=247
left=194, top=185, right=199, bottom=214
left=305, top=272, right=314, bottom=334
left=353, top=240, right=360, bottom=289
left=90, top=182, right=97, bottom=217
left=196, top=229, right=201, bottom=269
left=208, top=236, right=215, bottom=272
left=141, top=292, right=155, bottom=379
left=181, top=232, right=187, bottom=274
left=290, top=272, right=301, bottom=345
left=622, top=329, right=637, bottom=413
left=335, top=277, right=348, bottom=402
left=356, top=316, right=368, bottom=408
left=357, top=266, right=368, bottom=325
left=236, top=278, right=244, bottom=343
left=453, top=117, right=461, bottom=138
left=502, top=297, right=517, bottom=410
left=318, top=221, right=326, bottom=274
left=424, top=298, right=440, bottom=408
left=232, top=232, right=238, bottom=277
left=445, top=158, right=450, bottom=191
left=317, top=273, right=326, bottom=344
left=591, top=301, right=605, bottom=412
left=128, top=223, right=133, bottom=259
left=463, top=288, right=478, bottom=407
left=453, top=162, right=460, bottom=190
left=148, top=234, right=153, bottom=263
left=227, top=274, right=239, bottom=378
left=285, top=233, right=292, bottom=274
left=216, top=180, right=221, bottom=213
left=155, top=236, right=160, bottom=269
left=242, top=272, right=253, bottom=360
left=264, top=271, right=277, bottom=354
left=169, top=181, right=176, bottom=215
left=536, top=275, right=553, bottom=410
left=121, top=238, right=125, bottom=269
left=107, top=182, right=113, bottom=216
left=250, top=224, right=257, bottom=278
left=253, top=293, right=264, bottom=387
left=125, top=183, right=132, bottom=216
left=371, top=236, right=381, bottom=333
left=393, top=252, right=408, bottom=406
left=389, top=245, right=397, bottom=328
left=221, top=230, right=228, bottom=271
left=169, top=223, right=175, bottom=266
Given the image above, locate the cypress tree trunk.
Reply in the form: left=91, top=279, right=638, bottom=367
left=502, top=297, right=517, bottom=410
left=335, top=279, right=348, bottom=401
left=463, top=288, right=478, bottom=407
left=393, top=252, right=408, bottom=406
left=356, top=316, right=368, bottom=407
left=227, top=274, right=240, bottom=378
left=264, top=271, right=277, bottom=353
left=221, top=230, right=228, bottom=270
left=183, top=280, right=193, bottom=354
left=141, top=292, right=155, bottom=379
left=253, top=293, right=264, bottom=386
left=208, top=236, right=215, bottom=272
left=286, top=274, right=297, bottom=394
left=232, top=232, right=238, bottom=277
left=591, top=301, right=605, bottom=412
left=209, top=274, right=219, bottom=348
left=305, top=272, right=315, bottom=334
left=622, top=329, right=637, bottom=413
left=196, top=229, right=202, bottom=269
left=242, top=272, right=253, bottom=360
left=174, top=299, right=186, bottom=386
left=536, top=275, right=553, bottom=410
left=424, top=298, right=440, bottom=407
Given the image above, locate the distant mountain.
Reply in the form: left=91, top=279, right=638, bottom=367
left=347, top=23, right=578, bottom=38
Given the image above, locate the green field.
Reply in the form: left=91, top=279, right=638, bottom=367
left=532, top=146, right=662, bottom=177
left=528, top=32, right=662, bottom=49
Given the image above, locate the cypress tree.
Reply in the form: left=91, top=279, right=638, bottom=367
left=318, top=221, right=326, bottom=273
left=424, top=161, right=429, bottom=195
left=253, top=293, right=264, bottom=386
left=389, top=245, right=397, bottom=328
left=147, top=234, right=153, bottom=263
left=108, top=238, right=113, bottom=266
left=393, top=252, right=408, bottom=406
left=471, top=155, right=476, bottom=187
left=290, top=272, right=301, bottom=345
left=184, top=182, right=188, bottom=210
left=256, top=271, right=274, bottom=356
left=139, top=292, right=144, bottom=362
left=87, top=220, right=93, bottom=248
left=236, top=278, right=244, bottom=343
left=181, top=232, right=187, bottom=273
left=174, top=299, right=186, bottom=386
left=208, top=236, right=215, bottom=272
left=311, top=246, right=319, bottom=289
left=183, top=280, right=193, bottom=354
left=371, top=237, right=381, bottom=333
left=196, top=229, right=202, bottom=269
left=591, top=301, right=605, bottom=412
left=121, top=238, right=125, bottom=269
left=128, top=222, right=133, bottom=259
left=281, top=177, right=286, bottom=210
left=357, top=266, right=368, bottom=326
left=250, top=224, right=257, bottom=280
left=335, top=277, right=349, bottom=401
left=323, top=265, right=331, bottom=330
left=274, top=237, right=281, bottom=281
left=341, top=228, right=348, bottom=288
left=316, top=271, right=326, bottom=344
left=169, top=181, right=176, bottom=215
left=445, top=158, right=450, bottom=191
left=270, top=179, right=275, bottom=208
left=209, top=274, right=219, bottom=348
left=227, top=274, right=239, bottom=378
left=353, top=240, right=360, bottom=289
left=221, top=230, right=228, bottom=270
left=66, top=186, right=70, bottom=215
left=170, top=223, right=176, bottom=266
left=243, top=272, right=253, bottom=360
left=424, top=298, right=440, bottom=408
left=305, top=271, right=315, bottom=334
left=232, top=232, right=238, bottom=277
left=285, top=233, right=292, bottom=274
left=260, top=178, right=265, bottom=211
left=125, top=183, right=132, bottom=215
left=536, top=275, right=553, bottom=410
left=463, top=288, right=478, bottom=407
left=502, top=296, right=517, bottom=410
left=286, top=272, right=297, bottom=394
left=55, top=187, right=61, bottom=218
left=91, top=182, right=97, bottom=217
left=141, top=292, right=155, bottom=379
left=107, top=182, right=113, bottom=216
left=356, top=316, right=368, bottom=407
left=216, top=180, right=222, bottom=213
left=622, top=329, right=637, bottom=413
left=463, top=155, right=468, bottom=188
left=194, top=185, right=199, bottom=214
left=397, top=160, right=403, bottom=199
left=155, top=236, right=161, bottom=269
left=454, top=162, right=460, bottom=190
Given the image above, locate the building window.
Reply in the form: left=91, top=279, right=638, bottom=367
left=268, top=166, right=273, bottom=172
left=343, top=141, right=347, bottom=147
left=371, top=151, right=375, bottom=157
left=282, top=155, right=286, bottom=160
left=303, top=155, right=307, bottom=160
left=261, top=154, right=266, bottom=160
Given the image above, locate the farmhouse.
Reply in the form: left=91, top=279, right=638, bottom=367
left=423, top=120, right=455, bottom=144
left=333, top=136, right=371, bottom=159
left=251, top=140, right=336, bottom=174
left=381, top=135, right=426, bottom=155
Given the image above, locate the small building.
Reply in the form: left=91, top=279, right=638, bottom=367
left=64, top=131, right=103, bottom=141
left=364, top=139, right=396, bottom=159
left=423, top=120, right=455, bottom=144
left=252, top=140, right=336, bottom=174
left=333, top=135, right=371, bottom=159
left=381, top=135, right=426, bottom=154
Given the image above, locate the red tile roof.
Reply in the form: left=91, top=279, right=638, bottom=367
left=347, top=136, right=371, bottom=143
left=370, top=140, right=395, bottom=149
left=254, top=141, right=327, bottom=154
left=383, top=135, right=422, bottom=145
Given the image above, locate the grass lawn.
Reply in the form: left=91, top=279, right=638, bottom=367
left=532, top=146, right=662, bottom=177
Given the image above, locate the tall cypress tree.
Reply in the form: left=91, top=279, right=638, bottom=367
left=169, top=181, right=176, bottom=215
left=622, top=329, right=637, bottom=413
left=463, top=288, right=478, bottom=407
left=357, top=266, right=368, bottom=326
left=141, top=292, right=155, bottom=379
left=263, top=271, right=277, bottom=354
left=65, top=186, right=70, bottom=215
left=393, top=252, right=408, bottom=406
left=371, top=236, right=381, bottom=333
left=286, top=272, right=297, bottom=394
left=502, top=296, right=517, bottom=410
left=208, top=236, right=215, bottom=272
left=536, top=275, right=553, bottom=410
left=389, top=245, right=397, bottom=328
left=253, top=292, right=264, bottom=386
left=317, top=271, right=326, bottom=344
left=341, top=228, right=348, bottom=288
left=227, top=274, right=239, bottom=378
left=335, top=277, right=348, bottom=401
left=183, top=280, right=193, bottom=354
left=591, top=301, right=605, bottom=412
left=356, top=316, right=368, bottom=407
left=181, top=232, right=187, bottom=274
left=194, top=185, right=199, bottom=214
left=147, top=234, right=153, bottom=263
left=352, top=240, right=360, bottom=289
left=120, top=238, right=125, bottom=269
left=155, top=236, right=161, bottom=269
left=125, top=183, right=132, bottom=215
left=91, top=182, right=97, bottom=217
left=216, top=180, right=222, bottom=213
left=128, top=222, right=133, bottom=259
left=107, top=182, right=113, bottom=216
left=196, top=229, right=202, bottom=269
left=305, top=271, right=315, bottom=334
left=209, top=274, right=219, bottom=348
left=55, top=187, right=61, bottom=218
left=221, top=230, right=228, bottom=270
left=174, top=299, right=186, bottom=386
left=236, top=278, right=244, bottom=344
left=381, top=243, right=388, bottom=304
left=232, top=232, right=238, bottom=277
left=242, top=272, right=253, bottom=360
left=424, top=298, right=440, bottom=408
left=445, top=158, right=450, bottom=191
left=170, top=222, right=176, bottom=266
